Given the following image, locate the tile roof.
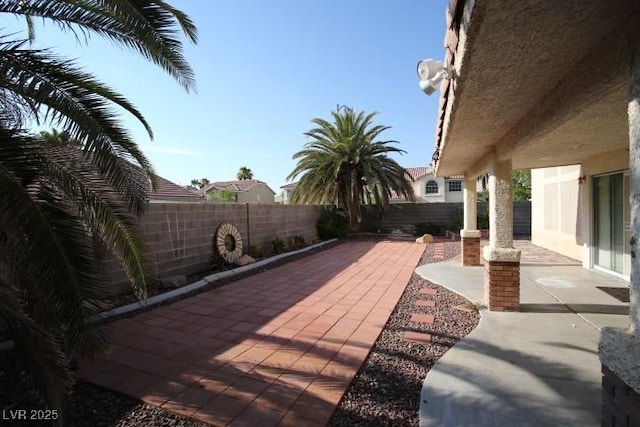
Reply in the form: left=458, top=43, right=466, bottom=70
left=41, top=145, right=203, bottom=202
left=280, top=182, right=298, bottom=190
left=149, top=176, right=203, bottom=202
left=202, top=180, right=276, bottom=195
left=405, top=167, right=431, bottom=180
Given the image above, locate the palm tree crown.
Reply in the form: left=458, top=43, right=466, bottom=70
left=288, top=108, right=414, bottom=230
left=0, top=1, right=197, bottom=423
left=237, top=166, right=253, bottom=180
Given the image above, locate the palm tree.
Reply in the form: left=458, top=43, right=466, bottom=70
left=0, top=1, right=197, bottom=423
left=189, top=177, right=210, bottom=189
left=288, top=108, right=414, bottom=231
left=40, top=128, right=81, bottom=147
left=237, top=166, right=253, bottom=180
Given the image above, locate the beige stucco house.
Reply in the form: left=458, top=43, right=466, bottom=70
left=428, top=0, right=639, bottom=422
left=202, top=180, right=275, bottom=204
left=279, top=182, right=297, bottom=205
left=396, top=166, right=464, bottom=203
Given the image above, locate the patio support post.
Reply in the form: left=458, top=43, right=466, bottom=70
left=483, top=159, right=521, bottom=311
left=599, top=39, right=640, bottom=425
left=461, top=176, right=481, bottom=266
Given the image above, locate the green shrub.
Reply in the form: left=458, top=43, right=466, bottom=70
left=478, top=211, right=490, bottom=229
left=247, top=244, right=264, bottom=259
left=316, top=209, right=349, bottom=239
left=272, top=237, right=286, bottom=254
left=414, top=222, right=442, bottom=237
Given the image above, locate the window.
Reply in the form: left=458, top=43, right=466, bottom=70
left=448, top=180, right=462, bottom=192
left=425, top=180, right=439, bottom=194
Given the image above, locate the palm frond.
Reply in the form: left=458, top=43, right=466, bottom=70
left=0, top=39, right=154, bottom=213
left=0, top=284, right=72, bottom=426
left=0, top=0, right=197, bottom=91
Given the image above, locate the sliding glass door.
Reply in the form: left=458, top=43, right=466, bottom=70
left=594, top=173, right=624, bottom=274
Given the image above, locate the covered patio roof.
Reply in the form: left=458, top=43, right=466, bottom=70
left=434, top=0, right=640, bottom=177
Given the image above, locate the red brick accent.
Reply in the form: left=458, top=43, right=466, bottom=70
left=410, top=313, right=435, bottom=324
left=403, top=331, right=432, bottom=344
left=601, top=364, right=640, bottom=427
left=419, top=288, right=438, bottom=296
left=415, top=300, right=436, bottom=308
left=484, top=260, right=520, bottom=311
left=461, top=237, right=481, bottom=266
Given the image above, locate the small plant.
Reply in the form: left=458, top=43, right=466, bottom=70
left=316, top=208, right=349, bottom=239
left=247, top=244, right=264, bottom=259
left=288, top=235, right=305, bottom=251
left=272, top=237, right=286, bottom=254
left=414, top=222, right=442, bottom=237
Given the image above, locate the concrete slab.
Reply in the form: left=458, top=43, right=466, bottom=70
left=416, top=252, right=630, bottom=427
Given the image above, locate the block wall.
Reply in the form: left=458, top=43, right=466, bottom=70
left=103, top=202, right=323, bottom=294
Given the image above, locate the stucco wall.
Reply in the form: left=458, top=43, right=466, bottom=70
left=531, top=165, right=583, bottom=261
left=103, top=202, right=322, bottom=295
left=236, top=184, right=275, bottom=204
left=401, top=175, right=464, bottom=203
left=531, top=148, right=630, bottom=272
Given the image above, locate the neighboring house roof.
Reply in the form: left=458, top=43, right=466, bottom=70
left=40, top=145, right=203, bottom=202
left=202, top=180, right=276, bottom=195
left=149, top=176, right=203, bottom=202
left=404, top=166, right=464, bottom=181
left=280, top=182, right=298, bottom=190
left=405, top=167, right=430, bottom=180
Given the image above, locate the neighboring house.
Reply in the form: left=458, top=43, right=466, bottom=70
left=429, top=0, right=638, bottom=421
left=280, top=182, right=298, bottom=204
left=149, top=176, right=204, bottom=202
left=201, top=180, right=275, bottom=203
left=397, top=166, right=464, bottom=203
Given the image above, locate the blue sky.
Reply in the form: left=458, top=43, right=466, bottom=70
left=24, top=0, right=448, bottom=192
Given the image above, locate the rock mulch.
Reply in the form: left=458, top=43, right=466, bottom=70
left=0, top=237, right=479, bottom=426
left=329, top=240, right=480, bottom=427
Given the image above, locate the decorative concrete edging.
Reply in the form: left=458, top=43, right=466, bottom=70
left=0, top=239, right=337, bottom=351
left=99, top=238, right=337, bottom=319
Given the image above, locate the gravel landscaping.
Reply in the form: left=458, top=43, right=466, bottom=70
left=0, top=237, right=479, bottom=426
left=329, top=240, right=480, bottom=427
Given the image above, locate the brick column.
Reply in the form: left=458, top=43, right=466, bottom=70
left=483, top=159, right=521, bottom=311
left=461, top=231, right=481, bottom=266
left=484, top=260, right=520, bottom=311
left=599, top=37, right=640, bottom=426
left=461, top=177, right=481, bottom=266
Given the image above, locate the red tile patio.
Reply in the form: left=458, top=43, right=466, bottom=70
left=79, top=240, right=425, bottom=426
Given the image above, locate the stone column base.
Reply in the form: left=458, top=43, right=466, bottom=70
left=461, top=230, right=481, bottom=266
left=600, top=327, right=640, bottom=426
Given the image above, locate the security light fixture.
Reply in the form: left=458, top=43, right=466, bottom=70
left=417, top=59, right=450, bottom=95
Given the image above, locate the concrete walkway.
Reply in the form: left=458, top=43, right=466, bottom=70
left=416, top=240, right=629, bottom=427
left=79, top=240, right=424, bottom=426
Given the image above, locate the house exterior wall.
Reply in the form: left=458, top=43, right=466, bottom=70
left=236, top=184, right=275, bottom=204
left=404, top=174, right=464, bottom=203
left=531, top=148, right=630, bottom=276
left=102, top=202, right=323, bottom=295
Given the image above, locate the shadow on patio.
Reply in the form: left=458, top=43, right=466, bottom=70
left=79, top=239, right=425, bottom=426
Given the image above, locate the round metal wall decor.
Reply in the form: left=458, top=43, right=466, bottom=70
left=215, top=222, right=243, bottom=263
